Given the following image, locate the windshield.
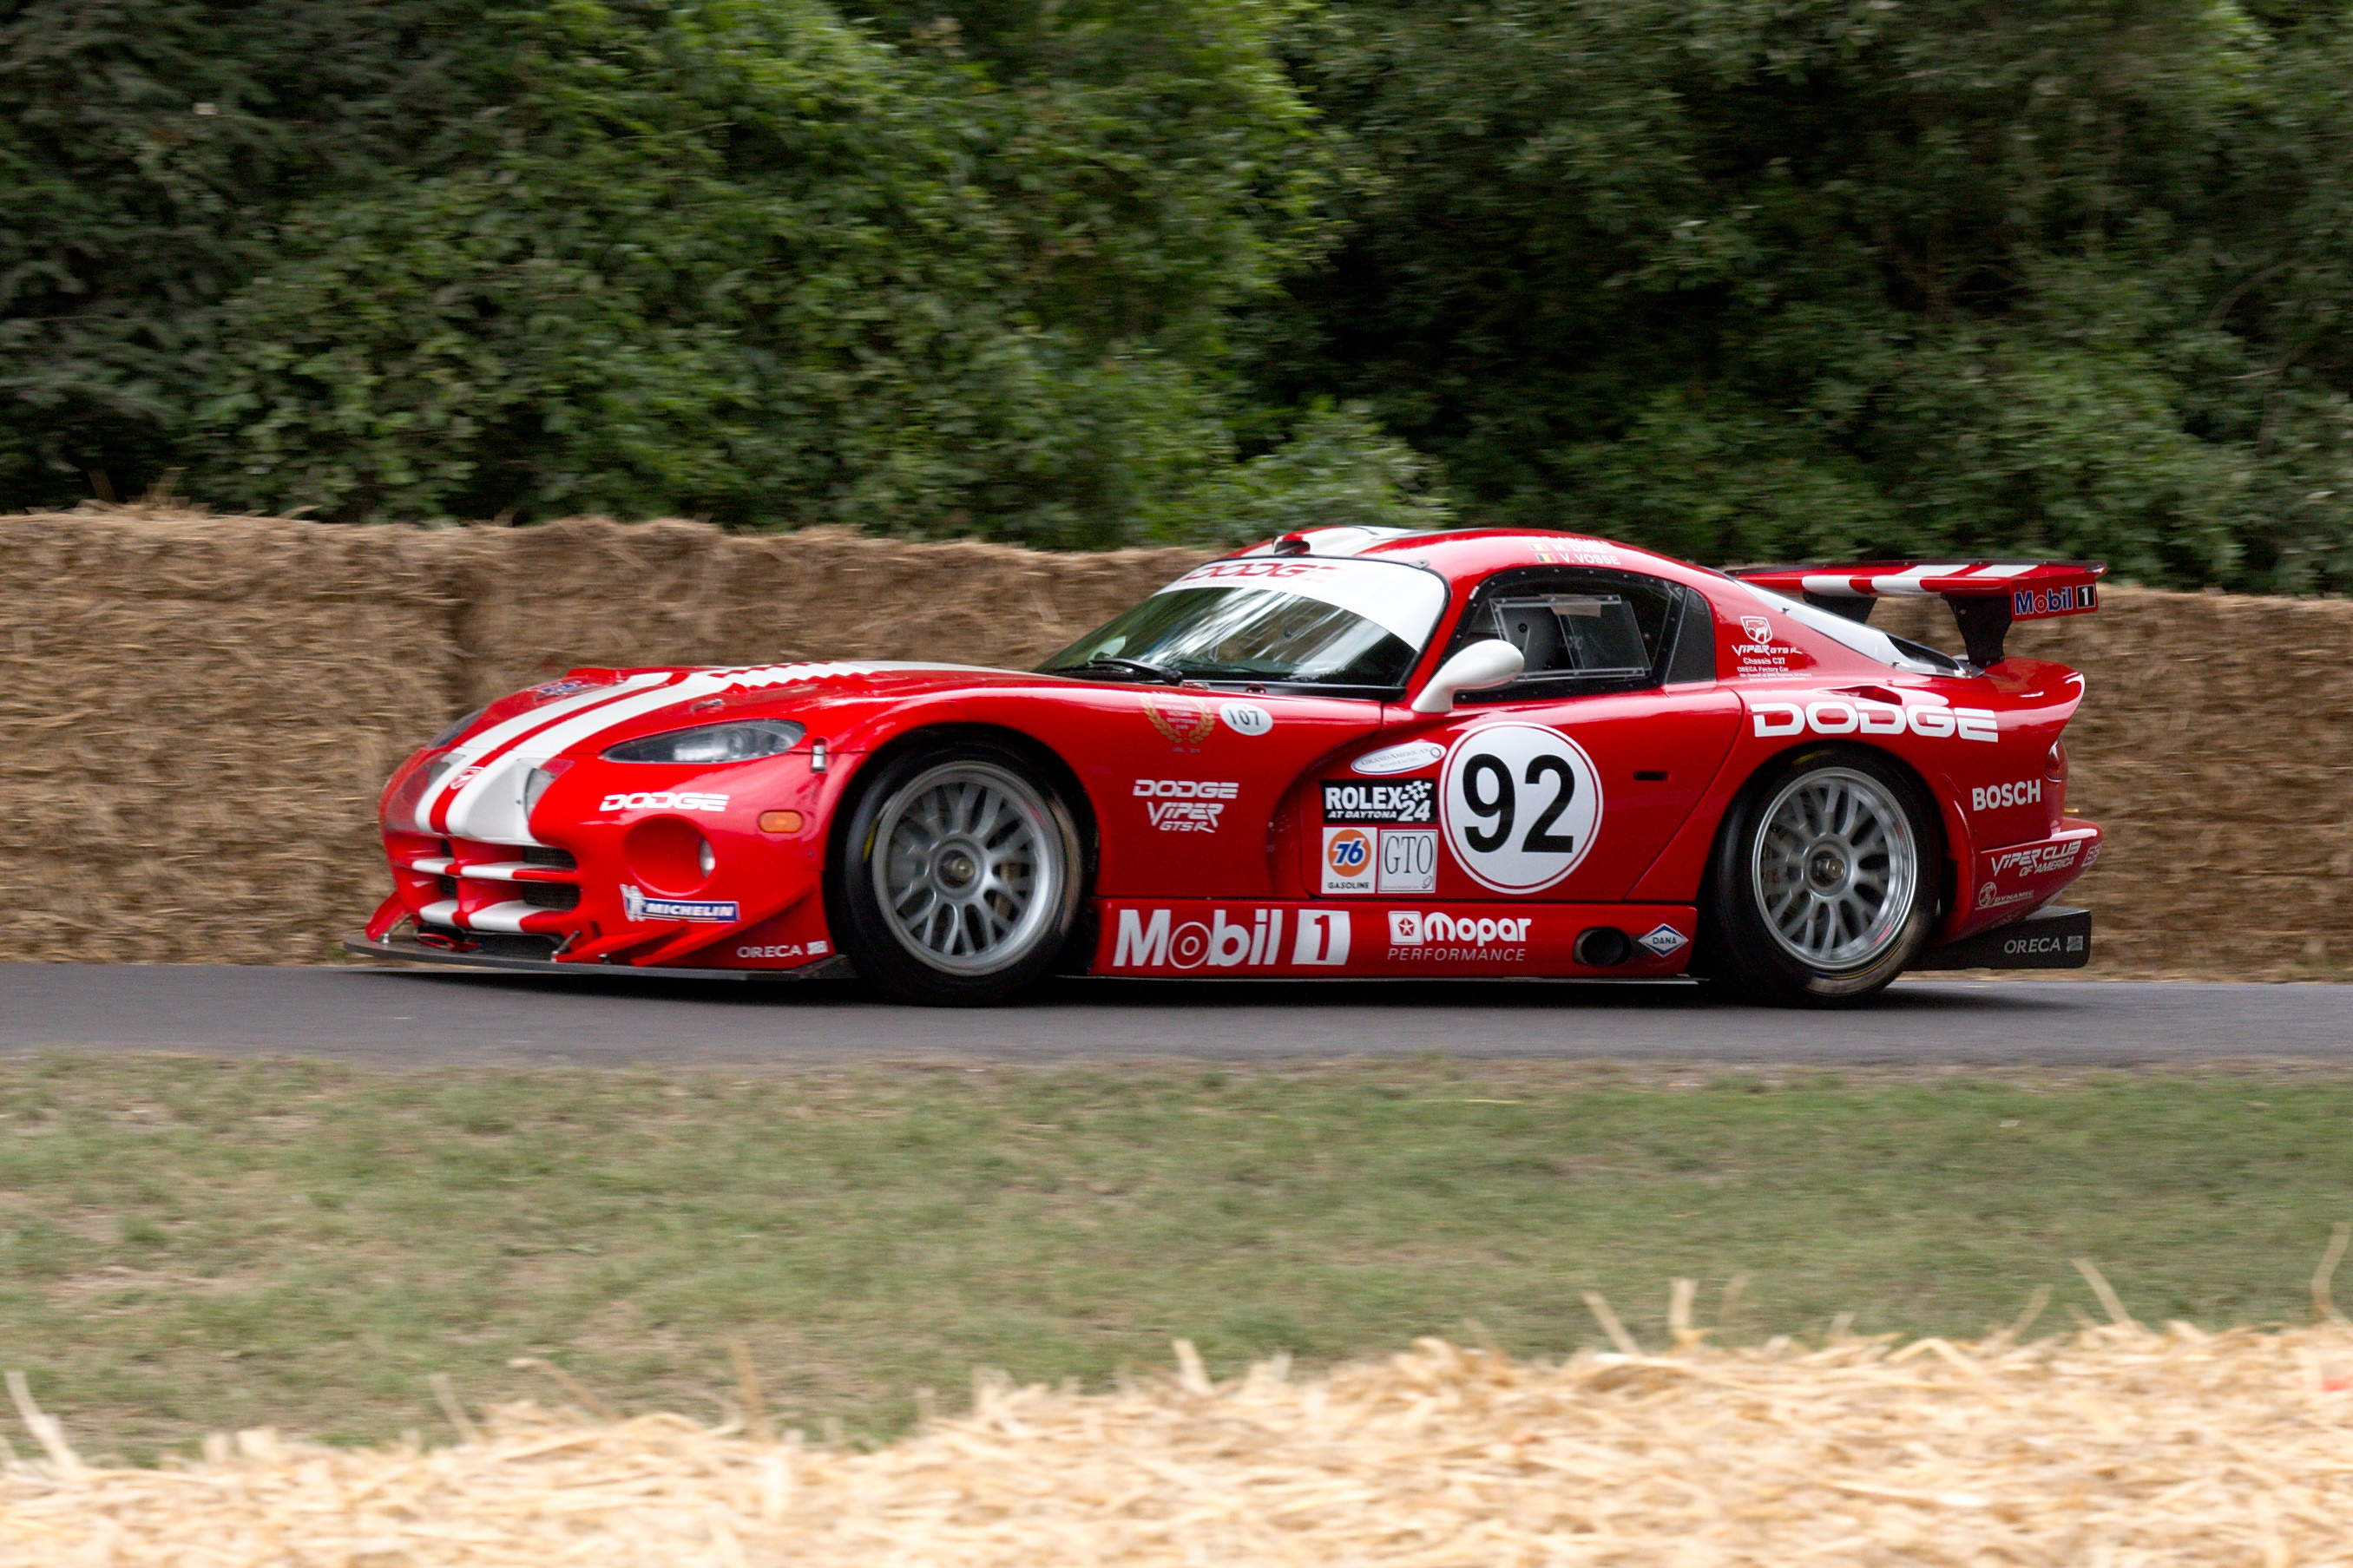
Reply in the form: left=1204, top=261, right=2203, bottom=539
left=1040, top=558, right=1449, bottom=688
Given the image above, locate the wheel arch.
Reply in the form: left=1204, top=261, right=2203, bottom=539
left=1692, top=738, right=1953, bottom=969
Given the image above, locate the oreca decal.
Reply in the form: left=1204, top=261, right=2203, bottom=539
left=1440, top=723, right=1602, bottom=894
left=1750, top=699, right=1997, bottom=744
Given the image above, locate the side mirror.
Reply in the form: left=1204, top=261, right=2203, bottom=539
left=1410, top=639, right=1524, bottom=714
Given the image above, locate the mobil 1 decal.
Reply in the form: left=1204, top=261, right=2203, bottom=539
left=1440, top=723, right=1602, bottom=893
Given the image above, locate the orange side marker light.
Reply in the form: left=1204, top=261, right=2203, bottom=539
left=758, top=810, right=805, bottom=835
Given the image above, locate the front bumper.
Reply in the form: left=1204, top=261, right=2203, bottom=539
left=345, top=932, right=855, bottom=981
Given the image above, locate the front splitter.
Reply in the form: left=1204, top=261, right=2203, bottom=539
left=342, top=933, right=855, bottom=982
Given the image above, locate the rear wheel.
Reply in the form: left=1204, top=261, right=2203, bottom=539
left=827, top=739, right=1083, bottom=1006
left=1700, top=745, right=1938, bottom=1006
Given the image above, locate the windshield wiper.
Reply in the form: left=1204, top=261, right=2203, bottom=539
left=1056, top=656, right=1187, bottom=686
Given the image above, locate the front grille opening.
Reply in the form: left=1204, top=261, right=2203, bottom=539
left=437, top=875, right=459, bottom=897
left=519, top=882, right=582, bottom=911
left=523, top=845, right=578, bottom=869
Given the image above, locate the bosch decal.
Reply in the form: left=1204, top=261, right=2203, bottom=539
left=601, top=791, right=730, bottom=813
left=1321, top=779, right=1436, bottom=824
left=1752, top=699, right=1998, bottom=744
left=1971, top=778, right=2044, bottom=812
left=621, top=885, right=739, bottom=923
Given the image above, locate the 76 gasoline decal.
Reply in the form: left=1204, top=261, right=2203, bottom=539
left=1440, top=723, right=1602, bottom=892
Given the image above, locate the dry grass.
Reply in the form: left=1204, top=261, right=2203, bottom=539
left=4, top=501, right=2349, bottom=972
left=9, top=1296, right=2353, bottom=1565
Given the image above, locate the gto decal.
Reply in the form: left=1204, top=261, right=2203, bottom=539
left=1751, top=699, right=1998, bottom=744
left=1377, top=829, right=1438, bottom=894
left=1440, top=724, right=1602, bottom=894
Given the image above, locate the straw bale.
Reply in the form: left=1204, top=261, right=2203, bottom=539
left=451, top=519, right=1206, bottom=704
left=7, top=1319, right=2353, bottom=1564
left=2, top=504, right=2348, bottom=972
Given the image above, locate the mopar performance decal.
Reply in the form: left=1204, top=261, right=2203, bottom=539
left=1321, top=779, right=1435, bottom=823
left=621, top=885, right=739, bottom=923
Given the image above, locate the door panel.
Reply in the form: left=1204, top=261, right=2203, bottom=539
left=1083, top=688, right=1384, bottom=899
left=1294, top=689, right=1743, bottom=901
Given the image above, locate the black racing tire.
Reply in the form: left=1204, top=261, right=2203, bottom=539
left=1697, top=744, right=1941, bottom=1007
left=825, top=738, right=1085, bottom=1007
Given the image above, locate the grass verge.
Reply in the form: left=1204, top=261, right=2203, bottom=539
left=2, top=1055, right=2348, bottom=1462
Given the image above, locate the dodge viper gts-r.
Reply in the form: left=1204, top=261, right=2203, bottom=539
left=348, top=527, right=2105, bottom=1005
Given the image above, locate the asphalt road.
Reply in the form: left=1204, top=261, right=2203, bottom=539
left=0, top=963, right=2346, bottom=1067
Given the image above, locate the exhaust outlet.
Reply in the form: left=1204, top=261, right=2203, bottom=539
left=1573, top=926, right=1633, bottom=968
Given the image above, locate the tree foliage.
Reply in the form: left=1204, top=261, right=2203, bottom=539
left=8, top=0, right=2353, bottom=585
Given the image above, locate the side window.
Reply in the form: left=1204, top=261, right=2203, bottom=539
left=1444, top=568, right=1712, bottom=700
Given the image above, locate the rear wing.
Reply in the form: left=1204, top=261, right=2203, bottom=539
left=1727, top=560, right=2105, bottom=666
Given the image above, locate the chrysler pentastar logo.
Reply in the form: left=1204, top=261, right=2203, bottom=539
left=1141, top=692, right=1217, bottom=745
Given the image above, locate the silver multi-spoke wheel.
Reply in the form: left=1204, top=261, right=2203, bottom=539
left=871, top=762, right=1066, bottom=975
left=1751, top=766, right=1918, bottom=972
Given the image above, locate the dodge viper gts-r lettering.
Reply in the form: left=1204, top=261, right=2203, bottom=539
left=352, top=529, right=2107, bottom=1005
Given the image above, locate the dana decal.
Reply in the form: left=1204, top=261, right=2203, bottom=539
left=1752, top=699, right=1998, bottom=744
left=621, top=885, right=739, bottom=923
left=1987, top=842, right=2080, bottom=877
left=1971, top=777, right=2044, bottom=812
left=1636, top=922, right=1689, bottom=957
left=1135, top=778, right=1238, bottom=834
left=1109, top=907, right=1351, bottom=969
left=601, top=790, right=729, bottom=813
left=1386, top=909, right=1531, bottom=961
left=1321, top=778, right=1436, bottom=823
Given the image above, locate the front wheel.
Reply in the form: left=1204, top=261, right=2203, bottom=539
left=826, top=739, right=1084, bottom=1006
left=1699, top=745, right=1939, bottom=1007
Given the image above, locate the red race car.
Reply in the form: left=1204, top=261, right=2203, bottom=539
left=349, top=527, right=2105, bottom=1006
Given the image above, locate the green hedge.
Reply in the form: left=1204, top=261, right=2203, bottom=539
left=8, top=1, right=2353, bottom=587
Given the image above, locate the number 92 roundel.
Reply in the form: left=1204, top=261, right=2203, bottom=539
left=1440, top=723, right=1603, bottom=893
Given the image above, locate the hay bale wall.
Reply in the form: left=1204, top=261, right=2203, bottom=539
left=2, top=504, right=2345, bottom=973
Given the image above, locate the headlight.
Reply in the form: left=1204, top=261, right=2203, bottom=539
left=602, top=719, right=806, bottom=765
left=429, top=706, right=488, bottom=750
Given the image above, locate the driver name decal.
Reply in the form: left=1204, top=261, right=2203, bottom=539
left=1440, top=723, right=1603, bottom=894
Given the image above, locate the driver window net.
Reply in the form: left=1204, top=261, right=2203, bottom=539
left=1489, top=594, right=1652, bottom=679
